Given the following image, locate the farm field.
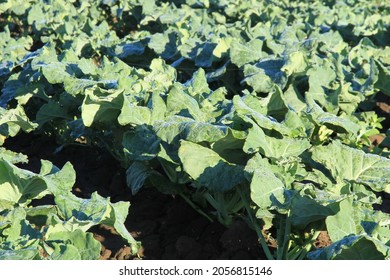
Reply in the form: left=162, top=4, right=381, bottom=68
left=1, top=0, right=390, bottom=260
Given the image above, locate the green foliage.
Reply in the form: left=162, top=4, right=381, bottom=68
left=1, top=0, right=390, bottom=260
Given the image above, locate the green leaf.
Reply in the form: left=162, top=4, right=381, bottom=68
left=186, top=68, right=210, bottom=100
left=122, top=125, right=160, bottom=161
left=149, top=93, right=167, bottom=123
left=36, top=101, right=73, bottom=126
left=149, top=32, right=178, bottom=60
left=0, top=247, right=39, bottom=260
left=290, top=195, right=335, bottom=229
left=326, top=197, right=357, bottom=242
left=348, top=38, right=378, bottom=69
left=281, top=51, right=308, bottom=75
left=305, top=97, right=360, bottom=136
left=233, top=95, right=292, bottom=136
left=44, top=162, right=76, bottom=195
left=46, top=230, right=101, bottom=260
left=101, top=200, right=140, bottom=253
left=375, top=60, right=390, bottom=96
left=178, top=140, right=244, bottom=192
left=118, top=98, right=152, bottom=126
left=312, top=141, right=390, bottom=193
left=307, top=62, right=338, bottom=113
left=0, top=105, right=38, bottom=139
left=43, top=162, right=140, bottom=253
left=1, top=207, right=40, bottom=241
left=145, top=58, right=176, bottom=91
left=166, top=84, right=205, bottom=121
left=48, top=243, right=81, bottom=260
left=0, top=160, right=48, bottom=206
left=230, top=39, right=265, bottom=68
left=242, top=59, right=287, bottom=93
left=195, top=42, right=217, bottom=68
left=243, top=120, right=310, bottom=159
left=81, top=87, right=123, bottom=127
left=126, top=161, right=153, bottom=195
left=155, top=116, right=228, bottom=147
left=245, top=154, right=285, bottom=209
left=41, top=62, right=71, bottom=84
left=0, top=148, right=28, bottom=164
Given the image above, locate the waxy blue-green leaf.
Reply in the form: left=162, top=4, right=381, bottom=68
left=194, top=42, right=217, bottom=68
left=178, top=140, right=244, bottom=192
left=230, top=39, right=265, bottom=68
left=282, top=84, right=306, bottom=112
left=166, top=84, right=205, bottom=121
left=185, top=68, right=210, bottom=101
left=81, top=87, right=123, bottom=127
left=0, top=159, right=48, bottom=207
left=45, top=230, right=101, bottom=260
left=290, top=195, right=336, bottom=229
left=36, top=101, right=73, bottom=126
left=263, top=86, right=288, bottom=120
left=149, top=32, right=178, bottom=60
left=0, top=247, right=39, bottom=260
left=0, top=148, right=28, bottom=164
left=122, top=125, right=160, bottom=161
left=326, top=197, right=357, bottom=242
left=305, top=97, right=360, bottom=136
left=243, top=120, right=310, bottom=159
left=126, top=161, right=153, bottom=195
left=0, top=26, right=33, bottom=66
left=118, top=98, right=152, bottom=126
left=233, top=95, right=292, bottom=136
left=281, top=51, right=308, bottom=75
left=375, top=61, right=390, bottom=96
left=312, top=141, right=390, bottom=193
left=149, top=92, right=167, bottom=123
left=348, top=38, right=378, bottom=69
left=115, top=41, right=146, bottom=59
left=154, top=116, right=228, bottom=145
left=40, top=62, right=71, bottom=84
left=0, top=106, right=38, bottom=140
left=245, top=154, right=285, bottom=209
left=43, top=162, right=140, bottom=253
left=1, top=207, right=41, bottom=241
left=145, top=59, right=176, bottom=91
left=307, top=62, right=338, bottom=113
left=242, top=59, right=287, bottom=93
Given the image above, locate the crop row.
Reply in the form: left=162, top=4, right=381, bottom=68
left=1, top=0, right=390, bottom=259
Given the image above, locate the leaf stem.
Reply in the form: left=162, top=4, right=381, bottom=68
left=237, top=187, right=274, bottom=260
left=179, top=193, right=214, bottom=223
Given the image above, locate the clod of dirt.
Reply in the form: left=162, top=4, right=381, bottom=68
left=369, top=134, right=385, bottom=146
left=313, top=231, right=332, bottom=248
left=114, top=246, right=132, bottom=260
left=99, top=246, right=112, bottom=260
left=377, top=100, right=390, bottom=114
